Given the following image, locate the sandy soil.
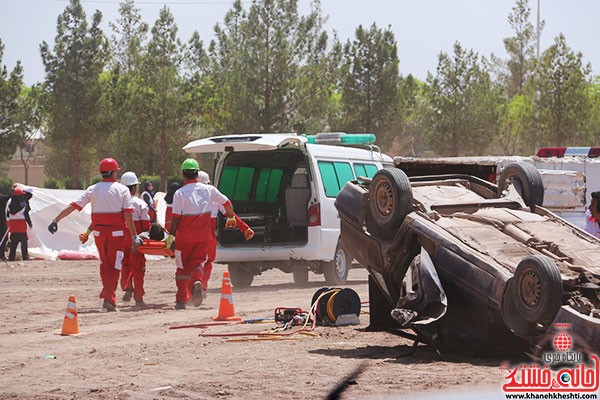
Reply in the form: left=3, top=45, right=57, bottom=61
left=0, top=259, right=507, bottom=399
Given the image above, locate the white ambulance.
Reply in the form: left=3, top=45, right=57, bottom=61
left=183, top=133, right=393, bottom=287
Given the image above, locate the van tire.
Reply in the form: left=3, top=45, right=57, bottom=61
left=293, top=266, right=309, bottom=285
left=497, top=162, right=544, bottom=210
left=323, top=241, right=351, bottom=285
left=228, top=263, right=254, bottom=288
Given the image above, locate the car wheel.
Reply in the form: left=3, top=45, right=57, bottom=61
left=293, top=266, right=309, bottom=285
left=323, top=241, right=351, bottom=285
left=228, top=263, right=254, bottom=288
left=512, top=255, right=563, bottom=328
left=497, top=162, right=544, bottom=210
left=367, top=168, right=413, bottom=235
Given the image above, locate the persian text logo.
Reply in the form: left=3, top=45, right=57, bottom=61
left=502, top=324, right=599, bottom=393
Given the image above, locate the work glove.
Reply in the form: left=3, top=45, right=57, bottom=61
left=165, top=234, right=175, bottom=251
left=132, top=235, right=143, bottom=247
left=48, top=220, right=58, bottom=234
left=244, top=228, right=254, bottom=241
left=225, top=216, right=237, bottom=229
left=79, top=229, right=91, bottom=244
left=132, top=235, right=143, bottom=254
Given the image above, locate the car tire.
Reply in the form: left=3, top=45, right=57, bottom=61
left=293, top=266, right=309, bottom=285
left=512, top=255, right=563, bottom=327
left=497, top=162, right=544, bottom=210
left=228, top=263, right=254, bottom=288
left=323, top=241, right=351, bottom=285
left=367, top=168, right=413, bottom=235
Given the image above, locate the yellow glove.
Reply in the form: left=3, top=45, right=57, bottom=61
left=79, top=229, right=91, bottom=244
left=165, top=234, right=175, bottom=250
left=244, top=228, right=254, bottom=241
left=225, top=216, right=237, bottom=229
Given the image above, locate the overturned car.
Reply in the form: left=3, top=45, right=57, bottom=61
left=335, top=162, right=600, bottom=357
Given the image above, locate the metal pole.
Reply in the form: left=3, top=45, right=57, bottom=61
left=536, top=0, right=541, bottom=60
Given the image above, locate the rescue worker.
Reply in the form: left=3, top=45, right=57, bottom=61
left=119, top=171, right=151, bottom=306
left=168, top=158, right=236, bottom=310
left=0, top=190, right=12, bottom=260
left=141, top=181, right=157, bottom=223
left=7, top=187, right=32, bottom=261
left=48, top=158, right=139, bottom=312
left=585, top=191, right=600, bottom=238
left=199, top=170, right=254, bottom=291
left=164, top=182, right=180, bottom=232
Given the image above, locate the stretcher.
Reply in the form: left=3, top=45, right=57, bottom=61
left=135, top=239, right=174, bottom=257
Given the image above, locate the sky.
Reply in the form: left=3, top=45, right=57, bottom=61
left=0, top=0, right=598, bottom=86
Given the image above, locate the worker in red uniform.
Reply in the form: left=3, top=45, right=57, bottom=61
left=198, top=170, right=254, bottom=291
left=7, top=187, right=33, bottom=261
left=48, top=158, right=138, bottom=312
left=164, top=182, right=180, bottom=233
left=119, top=171, right=151, bottom=307
left=168, top=158, right=236, bottom=310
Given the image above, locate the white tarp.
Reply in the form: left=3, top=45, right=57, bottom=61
left=12, top=185, right=166, bottom=261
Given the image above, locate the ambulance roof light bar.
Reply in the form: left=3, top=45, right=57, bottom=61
left=535, top=147, right=600, bottom=158
left=303, top=132, right=376, bottom=146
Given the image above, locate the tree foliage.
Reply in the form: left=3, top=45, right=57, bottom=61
left=40, top=0, right=107, bottom=188
left=527, top=34, right=593, bottom=147
left=0, top=38, right=24, bottom=162
left=337, top=23, right=399, bottom=150
left=418, top=42, right=502, bottom=156
left=203, top=0, right=336, bottom=134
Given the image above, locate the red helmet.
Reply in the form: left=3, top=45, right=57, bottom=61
left=12, top=188, right=24, bottom=196
left=99, top=158, right=120, bottom=172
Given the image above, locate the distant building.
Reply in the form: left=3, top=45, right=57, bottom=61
left=7, top=130, right=48, bottom=187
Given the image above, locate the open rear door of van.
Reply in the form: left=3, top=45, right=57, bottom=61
left=183, top=133, right=307, bottom=153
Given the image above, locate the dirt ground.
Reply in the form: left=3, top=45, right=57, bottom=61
left=0, top=258, right=508, bottom=399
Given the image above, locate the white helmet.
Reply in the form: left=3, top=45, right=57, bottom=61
left=121, top=171, right=140, bottom=186
left=199, top=170, right=210, bottom=184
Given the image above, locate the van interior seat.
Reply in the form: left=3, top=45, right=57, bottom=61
left=285, top=173, right=311, bottom=226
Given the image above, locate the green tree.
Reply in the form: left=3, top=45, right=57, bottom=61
left=204, top=0, right=335, bottom=134
left=526, top=34, right=592, bottom=147
left=418, top=42, right=502, bottom=156
left=100, top=0, right=150, bottom=171
left=338, top=23, right=399, bottom=150
left=0, top=38, right=23, bottom=162
left=494, top=0, right=541, bottom=98
left=13, top=85, right=44, bottom=185
left=143, top=6, right=189, bottom=190
left=390, top=74, right=424, bottom=156
left=40, top=0, right=107, bottom=188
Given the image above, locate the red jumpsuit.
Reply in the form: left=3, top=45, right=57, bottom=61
left=165, top=204, right=173, bottom=232
left=71, top=179, right=133, bottom=306
left=206, top=204, right=250, bottom=290
left=171, top=179, right=230, bottom=304
left=121, top=196, right=151, bottom=302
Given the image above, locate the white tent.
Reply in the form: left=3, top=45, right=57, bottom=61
left=12, top=185, right=166, bottom=260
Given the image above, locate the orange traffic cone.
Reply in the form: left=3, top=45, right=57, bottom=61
left=213, top=271, right=242, bottom=321
left=60, top=295, right=80, bottom=335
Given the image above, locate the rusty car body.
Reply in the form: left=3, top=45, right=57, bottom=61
left=335, top=162, right=600, bottom=357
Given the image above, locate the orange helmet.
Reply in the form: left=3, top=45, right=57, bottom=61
left=99, top=158, right=120, bottom=172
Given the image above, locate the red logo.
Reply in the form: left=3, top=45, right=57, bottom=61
left=553, top=333, right=572, bottom=352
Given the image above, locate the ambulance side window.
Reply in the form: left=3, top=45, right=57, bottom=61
left=318, top=161, right=354, bottom=198
left=353, top=163, right=378, bottom=178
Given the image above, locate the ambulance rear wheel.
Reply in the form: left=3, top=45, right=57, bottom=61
left=228, top=263, right=254, bottom=288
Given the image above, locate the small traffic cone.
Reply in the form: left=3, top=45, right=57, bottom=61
left=60, top=295, right=80, bottom=335
left=213, top=271, right=242, bottom=321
